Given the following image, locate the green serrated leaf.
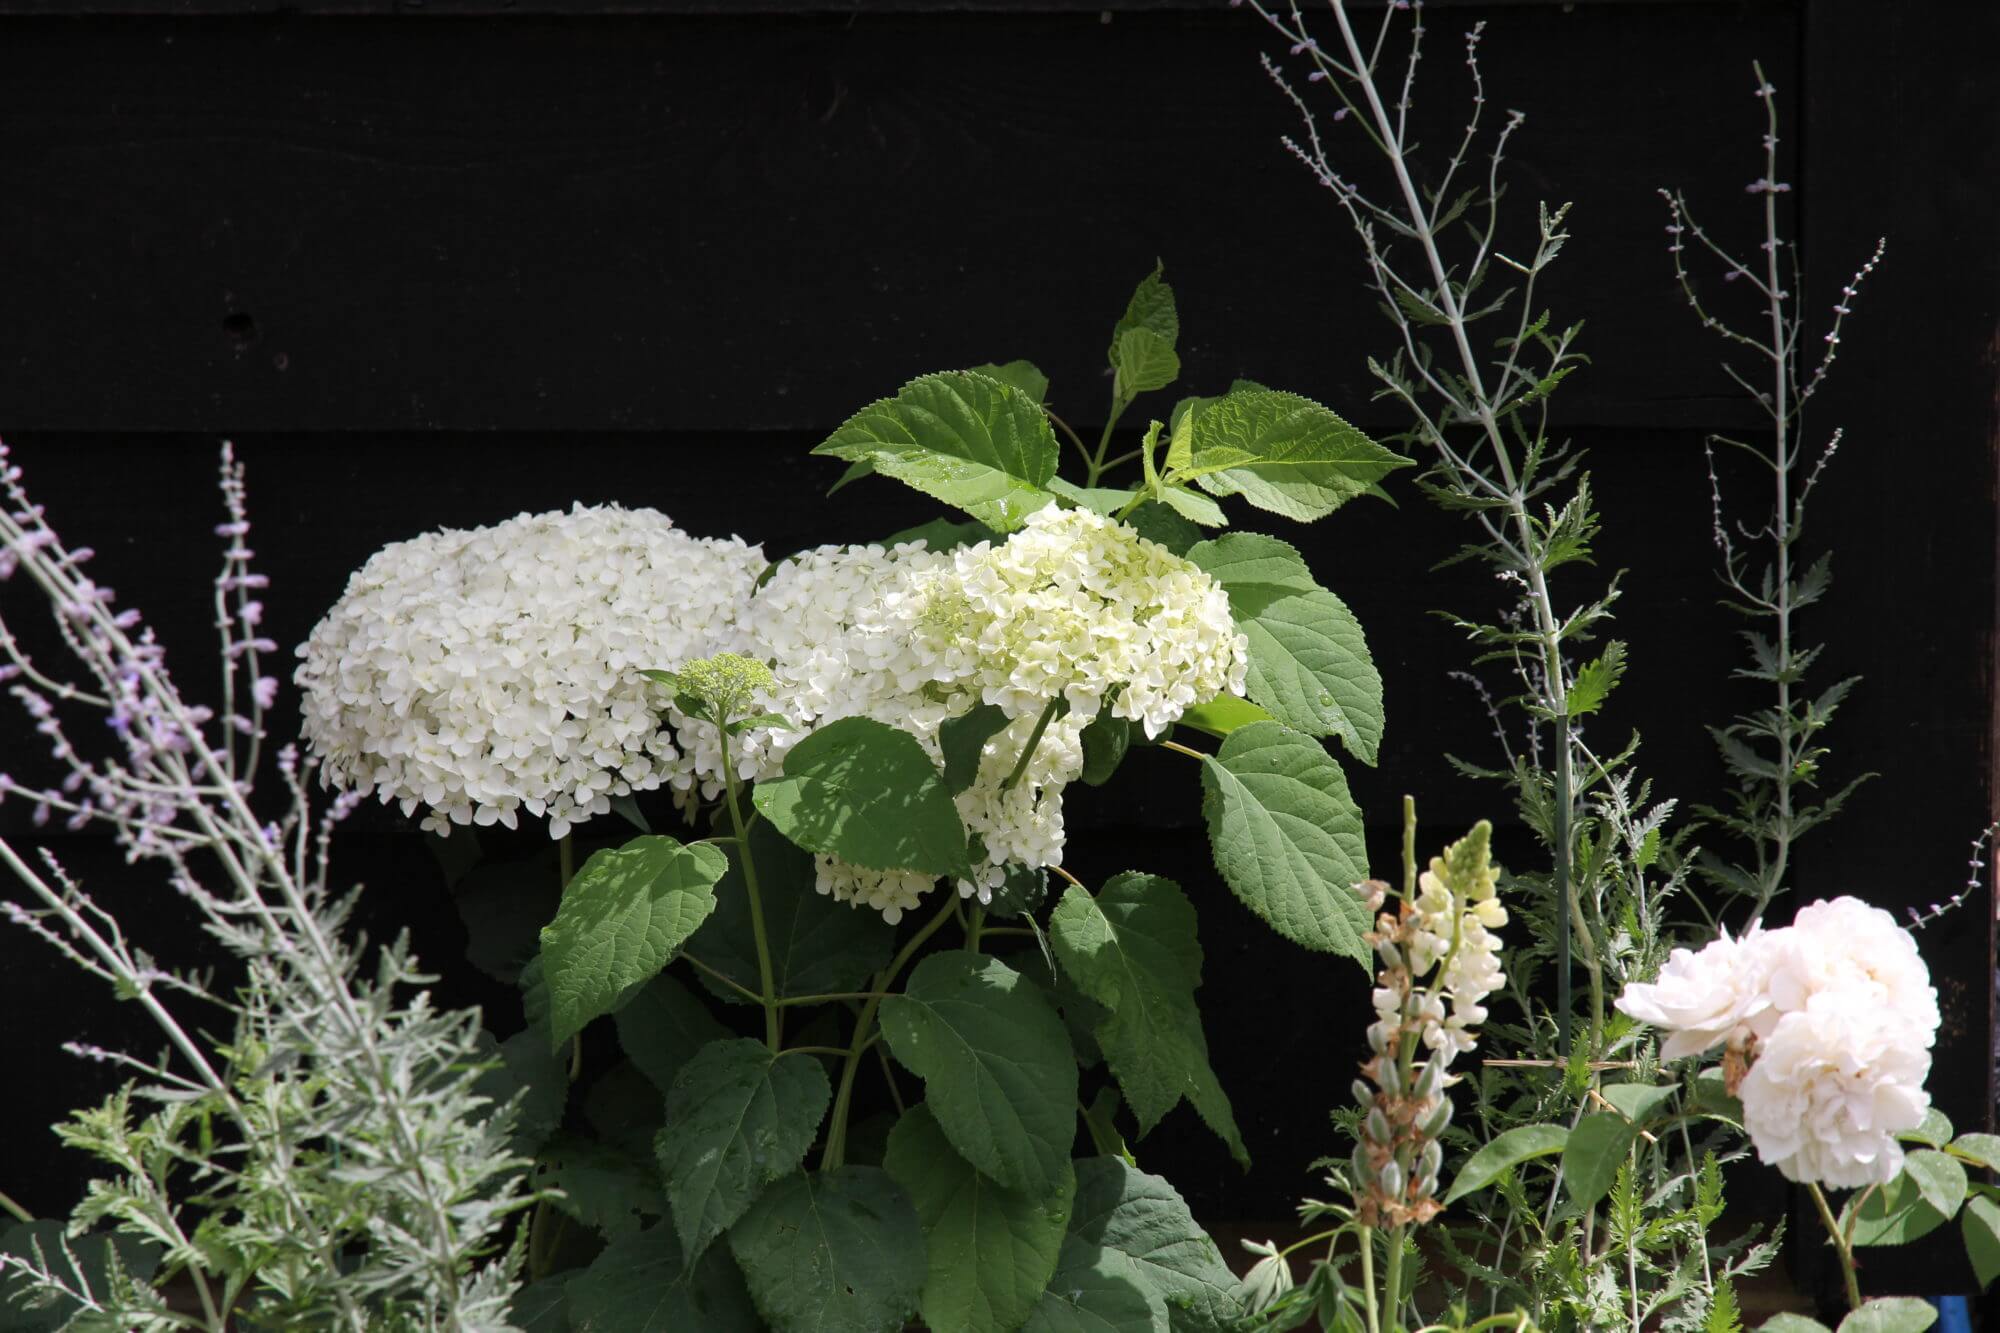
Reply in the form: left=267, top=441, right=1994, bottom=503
left=1904, top=1149, right=1968, bottom=1220
left=1901, top=1106, right=1954, bottom=1148
left=451, top=847, right=561, bottom=985
left=1114, top=328, right=1181, bottom=398
left=880, top=515, right=999, bottom=553
left=880, top=951, right=1078, bottom=1198
left=1561, top=1112, right=1637, bottom=1209
left=1050, top=875, right=1246, bottom=1166
left=1837, top=1298, right=1937, bottom=1333
left=1443, top=1124, right=1570, bottom=1204
left=1598, top=1082, right=1676, bottom=1125
left=1198, top=722, right=1371, bottom=962
left=684, top=819, right=895, bottom=1010
left=537, top=1133, right=666, bottom=1239
left=885, top=1103, right=1076, bottom=1333
left=1049, top=477, right=1144, bottom=517
left=1188, top=389, right=1411, bottom=523
left=567, top=1222, right=761, bottom=1332
left=1025, top=1239, right=1168, bottom=1333
left=490, top=1027, right=568, bottom=1154
left=727, top=1167, right=926, bottom=1333
left=1175, top=695, right=1276, bottom=740
left=988, top=863, right=1050, bottom=920
left=754, top=716, right=970, bottom=878
left=970, top=360, right=1051, bottom=405
left=941, top=704, right=1013, bottom=795
left=1846, top=1167, right=1949, bottom=1247
left=539, top=835, right=730, bottom=1047
left=1080, top=713, right=1133, bottom=786
left=1188, top=535, right=1383, bottom=762
left=1159, top=485, right=1227, bottom=527
left=813, top=371, right=1059, bottom=532
left=1067, top=1156, right=1241, bottom=1332
left=1963, top=1194, right=2000, bottom=1285
left=1124, top=500, right=1202, bottom=556
left=1565, top=641, right=1627, bottom=719
left=1950, top=1132, right=2000, bottom=1171
left=1109, top=261, right=1179, bottom=360
left=658, top=1038, right=832, bottom=1264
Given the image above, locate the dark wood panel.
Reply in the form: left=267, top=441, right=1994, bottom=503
left=0, top=4, right=1793, bottom=432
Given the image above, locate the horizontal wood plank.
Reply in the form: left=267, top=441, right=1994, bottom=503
left=0, top=5, right=1794, bottom=432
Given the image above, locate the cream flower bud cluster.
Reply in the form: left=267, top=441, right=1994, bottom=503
left=905, top=504, right=1248, bottom=737
left=1372, top=858, right=1509, bottom=1064
left=295, top=504, right=764, bottom=839
left=1615, top=896, right=1940, bottom=1187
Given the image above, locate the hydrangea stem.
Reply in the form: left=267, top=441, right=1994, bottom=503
left=1807, top=1181, right=1863, bottom=1312
left=821, top=895, right=957, bottom=1170
left=1000, top=695, right=1064, bottom=792
left=718, top=742, right=781, bottom=1051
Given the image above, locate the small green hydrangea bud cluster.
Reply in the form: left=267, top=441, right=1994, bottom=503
left=664, top=652, right=777, bottom=725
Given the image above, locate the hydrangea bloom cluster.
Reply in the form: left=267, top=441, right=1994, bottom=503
left=298, top=500, right=1246, bottom=923
left=906, top=504, right=1248, bottom=736
left=295, top=504, right=764, bottom=838
left=710, top=506, right=1242, bottom=921
left=1616, top=896, right=1940, bottom=1187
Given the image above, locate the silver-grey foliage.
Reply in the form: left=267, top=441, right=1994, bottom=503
left=0, top=443, right=536, bottom=1332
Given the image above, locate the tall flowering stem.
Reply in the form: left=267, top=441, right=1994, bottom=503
left=1662, top=62, right=1884, bottom=920
left=0, top=442, right=532, bottom=1330
left=1343, top=800, right=1506, bottom=1332
left=1245, top=0, right=1605, bottom=1057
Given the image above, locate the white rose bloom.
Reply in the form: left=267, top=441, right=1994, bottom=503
left=1739, top=992, right=1932, bottom=1187
left=295, top=504, right=764, bottom=838
left=1615, top=924, right=1778, bottom=1062
left=1759, top=896, right=1941, bottom=1047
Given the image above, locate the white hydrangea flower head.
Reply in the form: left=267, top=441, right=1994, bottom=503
left=1759, top=896, right=1941, bottom=1047
left=726, top=516, right=1247, bottom=923
left=294, top=503, right=764, bottom=838
left=1614, top=924, right=1779, bottom=1062
left=906, top=504, right=1248, bottom=737
left=1739, top=992, right=1932, bottom=1188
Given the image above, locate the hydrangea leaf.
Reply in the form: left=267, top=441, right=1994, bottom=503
left=726, top=1166, right=926, bottom=1333
left=1114, top=328, right=1180, bottom=398
left=883, top=1103, right=1076, bottom=1333
left=940, top=703, right=1012, bottom=795
left=753, top=716, right=972, bottom=879
left=509, top=1277, right=572, bottom=1330
left=1561, top=1112, right=1637, bottom=1209
left=1023, top=1239, right=1168, bottom=1333
left=612, top=972, right=730, bottom=1095
left=1048, top=477, right=1143, bottom=518
left=1174, top=695, right=1274, bottom=741
left=538, top=835, right=730, bottom=1048
left=879, top=951, right=1078, bottom=1197
left=1124, top=500, right=1201, bottom=557
left=685, top=820, right=894, bottom=1009
left=1198, top=722, right=1370, bottom=962
left=657, top=1037, right=832, bottom=1265
left=1159, top=484, right=1226, bottom=528
left=1443, top=1124, right=1570, bottom=1204
left=477, top=1027, right=567, bottom=1155
left=1837, top=1298, right=1939, bottom=1333
left=1187, top=388, right=1411, bottom=522
left=879, top=514, right=998, bottom=553
left=567, top=1222, right=761, bottom=1333
left=1108, top=260, right=1179, bottom=359
left=1066, top=1157, right=1241, bottom=1332
left=812, top=371, right=1059, bottom=532
left=535, top=1134, right=666, bottom=1239
left=1189, top=534, right=1384, bottom=764
left=1049, top=875, right=1246, bottom=1166
left=1079, top=713, right=1133, bottom=786
left=968, top=359, right=1050, bottom=405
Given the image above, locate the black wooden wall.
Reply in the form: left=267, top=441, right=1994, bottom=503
left=0, top=0, right=1994, bottom=1286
